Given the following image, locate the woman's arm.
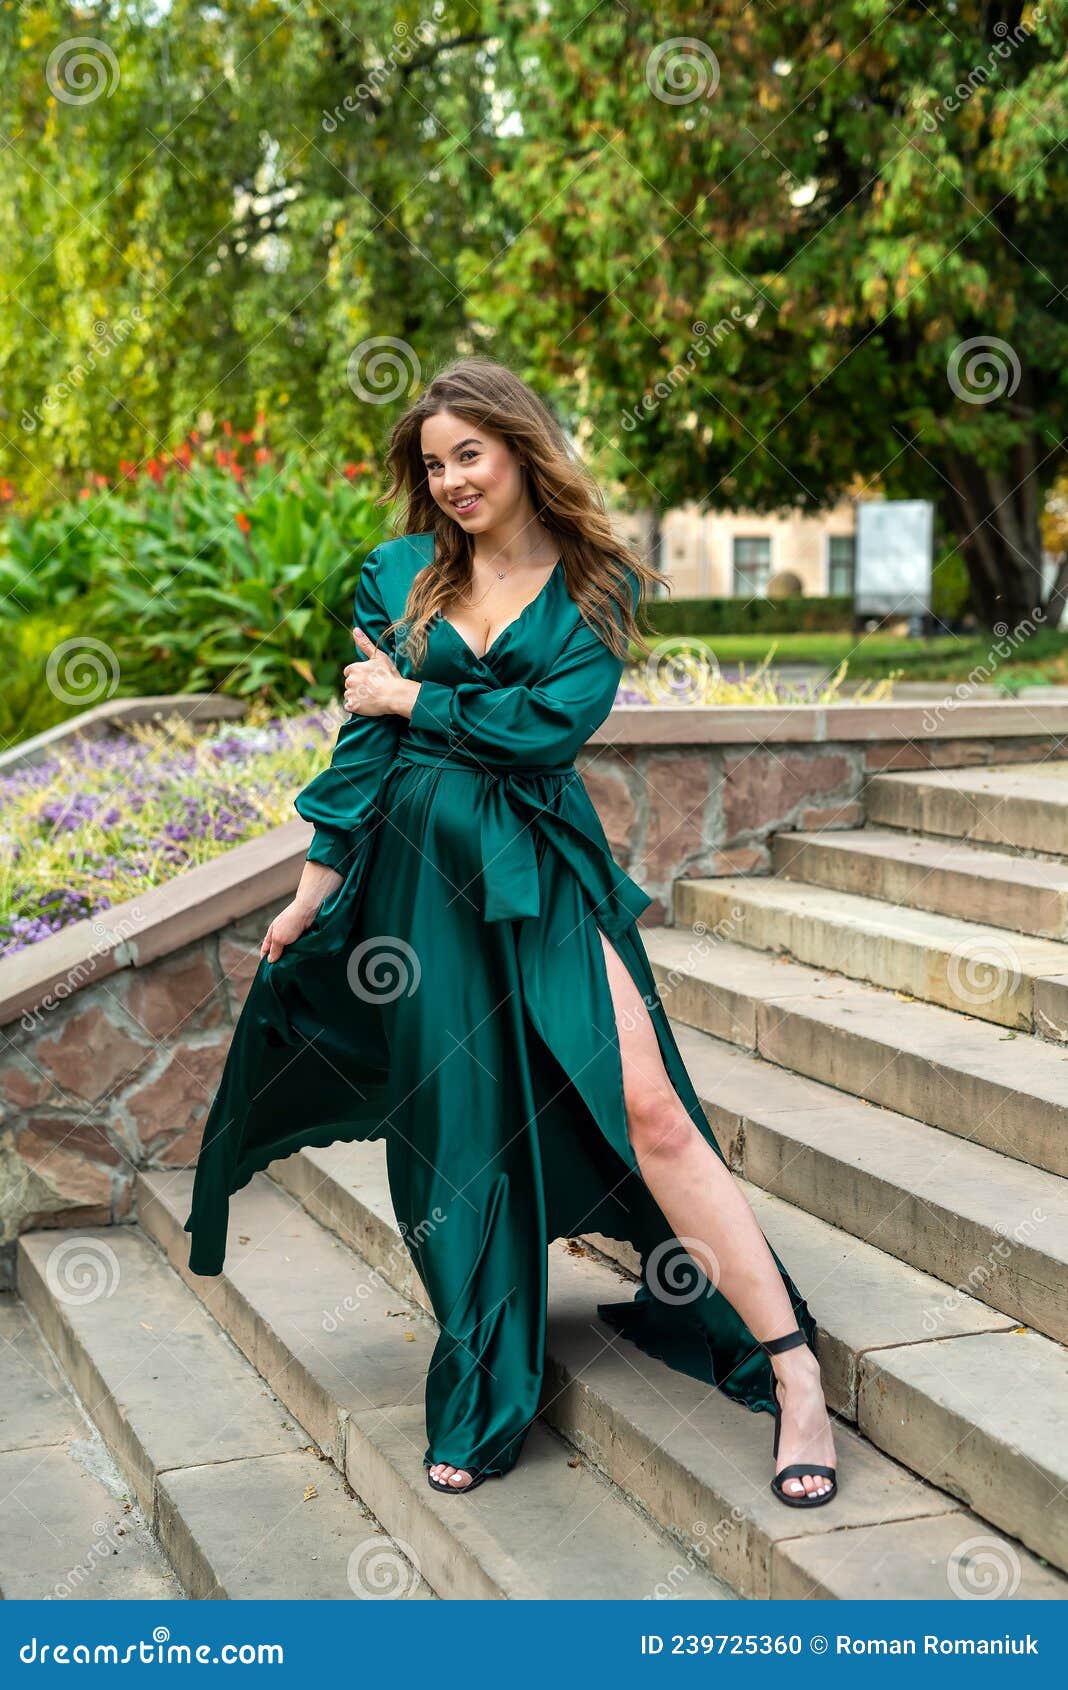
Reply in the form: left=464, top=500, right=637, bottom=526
left=407, top=569, right=639, bottom=770
left=294, top=547, right=404, bottom=874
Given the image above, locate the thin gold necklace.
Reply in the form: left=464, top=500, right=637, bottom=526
left=464, top=550, right=553, bottom=605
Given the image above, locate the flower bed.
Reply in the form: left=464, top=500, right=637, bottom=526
left=0, top=705, right=339, bottom=957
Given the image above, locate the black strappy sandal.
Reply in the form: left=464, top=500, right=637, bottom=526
left=761, top=1328, right=838, bottom=1508
left=426, top=1464, right=499, bottom=1496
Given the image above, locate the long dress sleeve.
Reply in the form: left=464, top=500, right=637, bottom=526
left=408, top=568, right=639, bottom=770
left=294, top=547, right=402, bottom=872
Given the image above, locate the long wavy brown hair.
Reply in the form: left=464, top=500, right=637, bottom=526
left=368, top=357, right=662, bottom=669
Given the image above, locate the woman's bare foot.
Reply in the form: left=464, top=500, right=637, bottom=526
left=429, top=1461, right=477, bottom=1490
left=771, top=1348, right=837, bottom=1499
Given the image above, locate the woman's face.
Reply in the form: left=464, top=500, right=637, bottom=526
left=420, top=410, right=524, bottom=534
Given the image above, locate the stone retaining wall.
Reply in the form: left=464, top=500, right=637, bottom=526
left=3, top=698, right=1067, bottom=1282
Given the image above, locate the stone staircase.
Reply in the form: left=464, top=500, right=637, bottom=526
left=5, top=760, right=1068, bottom=1600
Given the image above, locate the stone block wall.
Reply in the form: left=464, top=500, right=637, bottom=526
left=580, top=729, right=1068, bottom=921
left=0, top=896, right=287, bottom=1286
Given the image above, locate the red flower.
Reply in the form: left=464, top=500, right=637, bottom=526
left=215, top=448, right=230, bottom=469
left=188, top=429, right=201, bottom=444
left=0, top=478, right=17, bottom=502
left=235, top=511, right=251, bottom=535
left=173, top=441, right=192, bottom=469
left=79, top=487, right=93, bottom=500
left=222, top=420, right=233, bottom=438
left=254, top=446, right=271, bottom=464
left=145, top=458, right=165, bottom=483
left=237, top=429, right=255, bottom=445
left=118, top=459, right=137, bottom=480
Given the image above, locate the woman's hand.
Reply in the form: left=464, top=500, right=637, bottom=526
left=262, top=862, right=344, bottom=961
left=260, top=897, right=321, bottom=963
left=344, top=627, right=421, bottom=718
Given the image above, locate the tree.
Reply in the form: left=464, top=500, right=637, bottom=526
left=473, top=0, right=1068, bottom=627
left=0, top=0, right=500, bottom=500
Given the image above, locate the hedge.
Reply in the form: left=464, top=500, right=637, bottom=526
left=641, top=594, right=855, bottom=636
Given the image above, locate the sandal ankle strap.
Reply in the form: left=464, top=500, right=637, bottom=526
left=760, top=1327, right=809, bottom=1357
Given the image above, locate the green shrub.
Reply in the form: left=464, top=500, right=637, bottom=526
left=0, top=434, right=387, bottom=724
left=642, top=593, right=854, bottom=636
left=930, top=546, right=972, bottom=625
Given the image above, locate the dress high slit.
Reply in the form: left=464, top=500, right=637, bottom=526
left=182, top=530, right=816, bottom=1478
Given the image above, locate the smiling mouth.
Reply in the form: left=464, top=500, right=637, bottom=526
left=452, top=494, right=481, bottom=511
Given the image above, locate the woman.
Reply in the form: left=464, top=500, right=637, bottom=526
left=183, top=357, right=837, bottom=1508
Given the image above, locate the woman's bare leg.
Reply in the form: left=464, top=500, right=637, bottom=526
left=596, top=930, right=836, bottom=1499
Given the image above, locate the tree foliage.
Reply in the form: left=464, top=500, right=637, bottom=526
left=1, top=1, right=1066, bottom=626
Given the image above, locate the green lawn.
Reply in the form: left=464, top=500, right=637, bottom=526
left=673, top=629, right=1068, bottom=688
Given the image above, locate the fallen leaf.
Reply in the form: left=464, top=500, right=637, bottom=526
left=303, top=1483, right=318, bottom=1501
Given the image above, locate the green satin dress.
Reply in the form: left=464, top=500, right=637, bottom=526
left=183, top=530, right=815, bottom=1478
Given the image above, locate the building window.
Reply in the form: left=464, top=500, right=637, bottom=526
left=732, top=536, right=771, bottom=596
left=828, top=534, right=855, bottom=596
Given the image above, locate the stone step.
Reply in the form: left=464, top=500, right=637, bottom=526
left=773, top=828, right=1068, bottom=941
left=678, top=875, right=1068, bottom=1037
left=15, top=1228, right=434, bottom=1600
left=135, top=1170, right=736, bottom=1602
left=264, top=1138, right=1068, bottom=1589
left=867, top=764, right=1068, bottom=856
left=0, top=1292, right=183, bottom=1599
left=664, top=1007, right=1068, bottom=1346
left=645, top=930, right=1068, bottom=1180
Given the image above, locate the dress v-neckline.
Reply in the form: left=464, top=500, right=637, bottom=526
left=439, top=558, right=562, bottom=663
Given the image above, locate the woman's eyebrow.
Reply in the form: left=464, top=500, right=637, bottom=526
left=421, top=436, right=482, bottom=461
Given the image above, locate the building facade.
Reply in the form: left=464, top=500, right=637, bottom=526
left=615, top=501, right=857, bottom=599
